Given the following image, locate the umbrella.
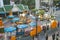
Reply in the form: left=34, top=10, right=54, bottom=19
left=12, top=17, right=20, bottom=22
left=17, top=24, right=28, bottom=29
left=7, top=15, right=14, bottom=19
left=30, top=14, right=36, bottom=20
left=32, top=16, right=36, bottom=20
left=29, top=22, right=36, bottom=27
left=4, top=27, right=16, bottom=32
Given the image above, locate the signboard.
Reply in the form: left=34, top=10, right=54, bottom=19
left=0, top=0, right=4, bottom=8
left=41, top=0, right=49, bottom=3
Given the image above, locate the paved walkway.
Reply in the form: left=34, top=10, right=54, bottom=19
left=1, top=10, right=60, bottom=40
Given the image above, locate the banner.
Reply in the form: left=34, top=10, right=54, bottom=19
left=41, top=0, right=49, bottom=3
left=0, top=0, right=4, bottom=7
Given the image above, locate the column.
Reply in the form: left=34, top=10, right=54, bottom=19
left=35, top=0, right=40, bottom=9
left=49, top=0, right=53, bottom=14
left=0, top=0, right=4, bottom=7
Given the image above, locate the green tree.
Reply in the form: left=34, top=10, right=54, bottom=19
left=54, top=0, right=60, bottom=5
left=3, top=0, right=35, bottom=9
left=15, top=0, right=21, bottom=4
left=3, top=0, right=10, bottom=5
left=21, top=0, right=35, bottom=9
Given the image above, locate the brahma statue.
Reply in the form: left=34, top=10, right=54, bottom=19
left=19, top=10, right=28, bottom=23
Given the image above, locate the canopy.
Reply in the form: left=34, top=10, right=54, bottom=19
left=17, top=4, right=24, bottom=12
left=30, top=14, right=36, bottom=20
left=0, top=8, right=6, bottom=14
left=29, top=22, right=36, bottom=27
left=24, top=5, right=29, bottom=10
left=17, top=24, right=28, bottom=29
left=7, top=15, right=14, bottom=19
left=0, top=12, right=6, bottom=14
left=4, top=5, right=13, bottom=12
left=4, top=27, right=16, bottom=32
left=12, top=17, right=20, bottom=22
left=0, top=4, right=29, bottom=13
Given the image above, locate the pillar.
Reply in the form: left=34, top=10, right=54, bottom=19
left=0, top=0, right=4, bottom=7
left=49, top=0, right=54, bottom=14
left=35, top=0, right=40, bottom=9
